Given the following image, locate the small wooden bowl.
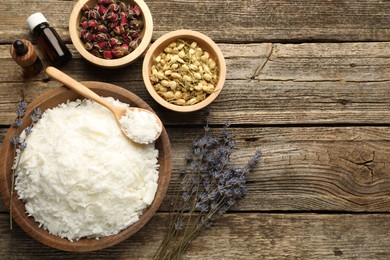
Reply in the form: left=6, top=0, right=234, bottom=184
left=0, top=82, right=172, bottom=252
left=69, top=0, right=153, bottom=68
left=142, top=30, right=226, bottom=112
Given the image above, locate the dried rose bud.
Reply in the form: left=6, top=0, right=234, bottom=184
left=82, top=4, right=89, bottom=12
left=113, top=25, right=125, bottom=35
left=105, top=0, right=115, bottom=5
left=81, top=20, right=89, bottom=29
left=121, top=34, right=131, bottom=44
left=97, top=33, right=109, bottom=41
left=128, top=40, right=139, bottom=50
left=97, top=5, right=108, bottom=15
left=131, top=5, right=141, bottom=16
left=97, top=0, right=104, bottom=4
left=131, top=31, right=140, bottom=39
left=88, top=9, right=100, bottom=20
left=106, top=12, right=118, bottom=22
left=121, top=43, right=129, bottom=50
left=84, top=42, right=93, bottom=51
left=95, top=41, right=108, bottom=51
left=87, top=19, right=98, bottom=28
left=109, top=38, right=119, bottom=47
left=79, top=29, right=86, bottom=38
left=83, top=31, right=93, bottom=42
left=108, top=3, right=120, bottom=12
left=97, top=24, right=108, bottom=33
left=111, top=46, right=129, bottom=58
left=120, top=16, right=128, bottom=26
left=120, top=11, right=128, bottom=19
left=103, top=50, right=113, bottom=59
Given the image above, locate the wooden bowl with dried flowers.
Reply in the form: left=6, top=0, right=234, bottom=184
left=142, top=29, right=227, bottom=112
left=69, top=0, right=153, bottom=68
left=0, top=82, right=172, bottom=252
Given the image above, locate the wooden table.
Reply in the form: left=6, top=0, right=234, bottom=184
left=1, top=0, right=389, bottom=258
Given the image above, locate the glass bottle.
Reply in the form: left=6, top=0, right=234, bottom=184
left=27, top=12, right=72, bottom=67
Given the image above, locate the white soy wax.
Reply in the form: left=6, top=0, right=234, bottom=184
left=120, top=108, right=162, bottom=144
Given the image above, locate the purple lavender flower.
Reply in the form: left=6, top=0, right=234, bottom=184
left=31, top=108, right=41, bottom=122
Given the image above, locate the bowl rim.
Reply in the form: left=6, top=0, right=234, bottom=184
left=142, top=29, right=226, bottom=112
left=0, top=82, right=172, bottom=252
left=69, top=0, right=153, bottom=68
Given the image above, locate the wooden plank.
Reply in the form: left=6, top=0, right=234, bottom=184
left=0, top=42, right=389, bottom=125
left=0, top=213, right=390, bottom=259
left=2, top=126, right=390, bottom=213
left=0, top=0, right=389, bottom=43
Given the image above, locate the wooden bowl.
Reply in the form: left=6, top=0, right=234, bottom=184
left=0, top=82, right=172, bottom=252
left=69, top=0, right=153, bottom=68
left=142, top=30, right=226, bottom=112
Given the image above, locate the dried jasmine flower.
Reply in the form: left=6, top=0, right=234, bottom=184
left=79, top=1, right=144, bottom=59
left=154, top=112, right=261, bottom=259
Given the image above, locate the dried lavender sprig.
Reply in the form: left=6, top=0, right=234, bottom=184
left=9, top=102, right=41, bottom=230
left=154, top=116, right=261, bottom=260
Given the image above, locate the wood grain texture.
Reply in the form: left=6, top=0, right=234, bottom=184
left=1, top=213, right=390, bottom=259
left=2, top=126, right=389, bottom=213
left=0, top=42, right=389, bottom=125
left=1, top=0, right=389, bottom=257
left=0, top=0, right=389, bottom=43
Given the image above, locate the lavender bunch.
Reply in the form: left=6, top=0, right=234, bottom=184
left=154, top=115, right=261, bottom=259
left=9, top=101, right=41, bottom=229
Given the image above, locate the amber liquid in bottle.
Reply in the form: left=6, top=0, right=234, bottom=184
left=33, top=23, right=72, bottom=67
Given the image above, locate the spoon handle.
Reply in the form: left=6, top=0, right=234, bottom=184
left=45, top=66, right=116, bottom=112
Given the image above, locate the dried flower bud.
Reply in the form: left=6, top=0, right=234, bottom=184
left=103, top=50, right=113, bottom=59
left=97, top=24, right=108, bottom=33
left=95, top=41, right=108, bottom=51
left=88, top=10, right=100, bottom=20
left=81, top=20, right=89, bottom=29
left=134, top=5, right=141, bottom=16
left=106, top=12, right=118, bottom=22
left=83, top=31, right=93, bottom=42
left=82, top=4, right=89, bottom=12
left=97, top=5, right=108, bottom=15
left=122, top=34, right=131, bottom=44
left=87, top=19, right=98, bottom=29
left=84, top=42, right=93, bottom=51
left=109, top=37, right=119, bottom=47
left=111, top=46, right=129, bottom=58
left=128, top=40, right=139, bottom=50
left=104, top=0, right=115, bottom=5
left=108, top=3, right=120, bottom=12
left=121, top=43, right=129, bottom=50
left=120, top=16, right=128, bottom=26
left=113, top=25, right=125, bottom=35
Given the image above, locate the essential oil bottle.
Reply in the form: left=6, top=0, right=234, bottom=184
left=10, top=39, right=43, bottom=77
left=27, top=12, right=72, bottom=67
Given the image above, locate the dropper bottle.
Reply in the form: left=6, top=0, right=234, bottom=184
left=27, top=12, right=72, bottom=67
left=10, top=39, right=43, bottom=77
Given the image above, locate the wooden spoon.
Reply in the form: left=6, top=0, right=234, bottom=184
left=45, top=66, right=162, bottom=144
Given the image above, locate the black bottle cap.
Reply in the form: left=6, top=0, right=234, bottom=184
left=13, top=40, right=28, bottom=56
